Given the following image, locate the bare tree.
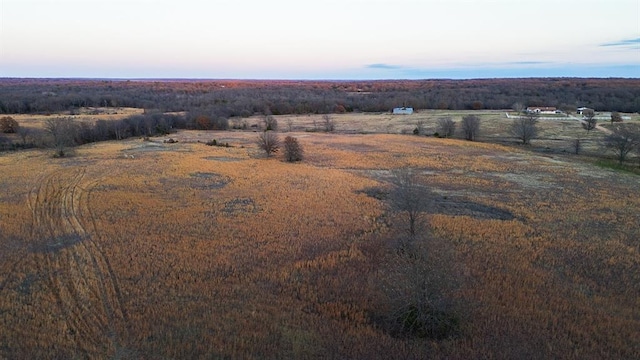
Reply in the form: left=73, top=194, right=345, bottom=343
left=572, top=138, right=582, bottom=155
left=461, top=115, right=481, bottom=141
left=256, top=131, right=280, bottom=157
left=112, top=119, right=129, bottom=140
left=511, top=111, right=539, bottom=145
left=413, top=120, right=425, bottom=135
left=511, top=102, right=525, bottom=114
left=322, top=114, right=335, bottom=132
left=283, top=136, right=303, bottom=162
left=610, top=112, right=623, bottom=124
left=45, top=117, right=79, bottom=157
left=437, top=117, right=456, bottom=138
left=603, top=124, right=640, bottom=164
left=582, top=109, right=597, bottom=132
left=389, top=168, right=433, bottom=238
left=381, top=236, right=461, bottom=340
left=285, top=118, right=294, bottom=132
left=16, top=126, right=32, bottom=146
left=263, top=115, right=278, bottom=131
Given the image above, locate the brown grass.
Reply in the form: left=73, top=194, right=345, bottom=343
left=7, top=107, right=143, bottom=130
left=1, top=123, right=639, bottom=358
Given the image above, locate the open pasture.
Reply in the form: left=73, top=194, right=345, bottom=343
left=6, top=107, right=144, bottom=130
left=245, top=110, right=640, bottom=157
left=1, top=120, right=639, bottom=358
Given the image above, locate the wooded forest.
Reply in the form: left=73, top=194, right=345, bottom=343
left=1, top=78, right=639, bottom=116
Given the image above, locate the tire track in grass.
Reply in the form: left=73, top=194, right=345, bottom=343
left=27, top=168, right=129, bottom=357
left=29, top=171, right=97, bottom=356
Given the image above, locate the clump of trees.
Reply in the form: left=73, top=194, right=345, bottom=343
left=0, top=112, right=187, bottom=155
left=283, top=136, right=303, bottom=162
left=1, top=78, right=640, bottom=117
left=188, top=112, right=229, bottom=131
left=511, top=111, right=539, bottom=145
left=461, top=115, right=481, bottom=141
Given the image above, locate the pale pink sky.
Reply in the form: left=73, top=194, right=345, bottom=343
left=1, top=0, right=638, bottom=78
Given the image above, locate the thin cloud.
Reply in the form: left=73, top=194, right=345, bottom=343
left=600, top=38, right=640, bottom=47
left=367, top=63, right=403, bottom=70
left=507, top=61, right=552, bottom=65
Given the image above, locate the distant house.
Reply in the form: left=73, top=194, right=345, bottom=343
left=577, top=107, right=592, bottom=115
left=393, top=107, right=413, bottom=115
left=526, top=106, right=558, bottom=114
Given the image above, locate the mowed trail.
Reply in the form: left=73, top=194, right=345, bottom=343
left=27, top=168, right=129, bottom=357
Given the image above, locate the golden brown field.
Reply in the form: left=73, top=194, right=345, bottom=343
left=1, top=124, right=639, bottom=358
left=7, top=107, right=144, bottom=130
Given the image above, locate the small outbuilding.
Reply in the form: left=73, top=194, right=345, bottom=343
left=393, top=107, right=414, bottom=115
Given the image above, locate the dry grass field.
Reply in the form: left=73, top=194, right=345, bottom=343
left=253, top=110, right=640, bottom=156
left=6, top=107, right=144, bottom=130
left=1, top=111, right=639, bottom=358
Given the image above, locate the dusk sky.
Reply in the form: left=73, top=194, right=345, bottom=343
left=1, top=0, right=638, bottom=79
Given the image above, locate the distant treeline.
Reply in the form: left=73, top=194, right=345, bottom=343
left=1, top=78, right=639, bottom=116
left=0, top=112, right=199, bottom=152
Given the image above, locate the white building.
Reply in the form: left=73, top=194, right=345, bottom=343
left=526, top=106, right=559, bottom=114
left=393, top=107, right=413, bottom=115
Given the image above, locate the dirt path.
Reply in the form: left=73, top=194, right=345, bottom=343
left=27, top=168, right=129, bottom=357
left=567, top=115, right=613, bottom=135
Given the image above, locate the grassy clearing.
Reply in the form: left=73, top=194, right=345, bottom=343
left=7, top=107, right=143, bottom=130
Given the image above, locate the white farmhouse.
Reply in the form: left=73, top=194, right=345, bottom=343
left=526, top=106, right=559, bottom=114
left=393, top=107, right=414, bottom=115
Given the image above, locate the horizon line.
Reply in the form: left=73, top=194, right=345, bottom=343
left=2, top=76, right=640, bottom=82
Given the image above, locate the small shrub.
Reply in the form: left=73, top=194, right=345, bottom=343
left=283, top=136, right=303, bottom=162
left=0, top=117, right=19, bottom=133
left=611, top=112, right=623, bottom=123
